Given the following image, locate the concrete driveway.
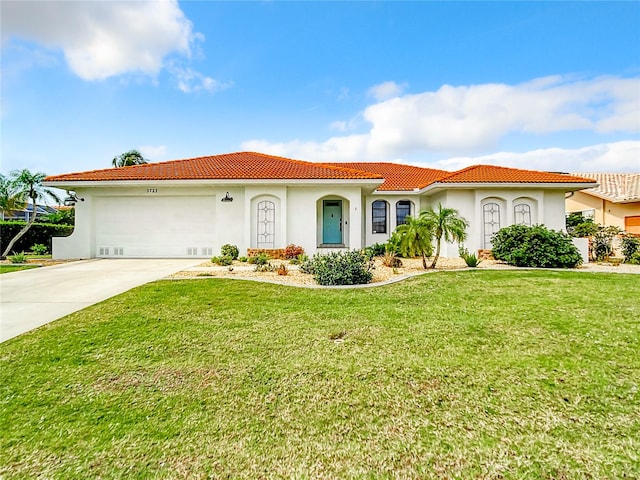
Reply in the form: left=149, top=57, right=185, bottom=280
left=0, top=258, right=201, bottom=343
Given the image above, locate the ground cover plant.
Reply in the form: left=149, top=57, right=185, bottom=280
left=1, top=271, right=639, bottom=478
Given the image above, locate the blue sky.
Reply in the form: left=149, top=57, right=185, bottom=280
left=2, top=1, right=639, bottom=177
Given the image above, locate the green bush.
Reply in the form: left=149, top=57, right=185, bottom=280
left=220, top=244, right=239, bottom=260
left=211, top=255, right=233, bottom=266
left=304, top=250, right=374, bottom=286
left=363, top=243, right=387, bottom=259
left=571, top=222, right=599, bottom=238
left=9, top=252, right=27, bottom=263
left=591, top=226, right=622, bottom=261
left=289, top=253, right=308, bottom=265
left=621, top=235, right=640, bottom=263
left=459, top=247, right=482, bottom=267
left=491, top=224, right=582, bottom=268
left=248, top=253, right=270, bottom=265
left=238, top=256, right=248, bottom=263
left=0, top=221, right=73, bottom=255
left=31, top=243, right=49, bottom=255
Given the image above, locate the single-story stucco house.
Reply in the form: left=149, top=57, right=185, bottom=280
left=43, top=152, right=597, bottom=259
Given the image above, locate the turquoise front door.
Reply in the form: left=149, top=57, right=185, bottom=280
left=322, top=200, right=343, bottom=244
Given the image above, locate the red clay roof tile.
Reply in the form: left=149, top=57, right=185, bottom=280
left=44, top=152, right=597, bottom=190
left=324, top=162, right=448, bottom=191
left=44, top=152, right=384, bottom=182
left=436, top=165, right=597, bottom=185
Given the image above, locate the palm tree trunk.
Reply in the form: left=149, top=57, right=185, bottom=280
left=430, top=237, right=441, bottom=269
left=421, top=249, right=427, bottom=269
left=1, top=198, right=37, bottom=258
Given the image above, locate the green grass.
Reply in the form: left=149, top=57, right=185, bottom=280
left=1, top=271, right=638, bottom=478
left=0, top=264, right=39, bottom=274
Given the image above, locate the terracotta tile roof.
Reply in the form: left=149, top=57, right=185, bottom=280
left=436, top=165, right=597, bottom=185
left=44, top=152, right=598, bottom=191
left=44, top=152, right=384, bottom=183
left=324, top=162, right=448, bottom=191
left=570, top=172, right=640, bottom=202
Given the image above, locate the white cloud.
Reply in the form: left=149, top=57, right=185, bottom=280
left=1, top=0, right=226, bottom=92
left=367, top=81, right=406, bottom=101
left=169, top=64, right=233, bottom=93
left=242, top=75, right=640, bottom=163
left=429, top=141, right=640, bottom=173
left=138, top=145, right=168, bottom=161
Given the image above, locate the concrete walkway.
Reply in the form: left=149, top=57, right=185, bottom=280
left=0, top=258, right=202, bottom=343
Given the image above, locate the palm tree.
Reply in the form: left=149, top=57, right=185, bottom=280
left=394, top=215, right=433, bottom=269
left=421, top=203, right=469, bottom=269
left=0, top=174, right=26, bottom=220
left=112, top=150, right=148, bottom=168
left=1, top=170, right=61, bottom=258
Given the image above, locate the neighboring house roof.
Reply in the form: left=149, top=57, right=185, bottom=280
left=569, top=173, right=640, bottom=203
left=44, top=151, right=597, bottom=192
left=44, top=152, right=384, bottom=183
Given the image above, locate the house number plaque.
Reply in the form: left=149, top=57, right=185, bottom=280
left=146, top=188, right=158, bottom=193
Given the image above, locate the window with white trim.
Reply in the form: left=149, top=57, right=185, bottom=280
left=257, top=200, right=276, bottom=248
left=396, top=200, right=411, bottom=226
left=372, top=200, right=388, bottom=234
left=514, top=203, right=532, bottom=226
left=483, top=202, right=501, bottom=249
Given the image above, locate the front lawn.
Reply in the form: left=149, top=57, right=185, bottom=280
left=1, top=271, right=638, bottom=478
left=0, top=264, right=39, bottom=274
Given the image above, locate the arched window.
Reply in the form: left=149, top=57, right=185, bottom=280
left=396, top=200, right=411, bottom=226
left=514, top=203, right=532, bottom=226
left=372, top=200, right=388, bottom=234
left=257, top=200, right=276, bottom=248
left=483, top=203, right=501, bottom=249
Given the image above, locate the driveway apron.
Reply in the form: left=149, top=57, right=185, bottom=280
left=0, top=258, right=201, bottom=342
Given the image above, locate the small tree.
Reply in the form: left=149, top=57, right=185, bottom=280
left=420, top=204, right=469, bottom=269
left=0, top=174, right=26, bottom=220
left=394, top=215, right=433, bottom=269
left=112, top=150, right=148, bottom=168
left=1, top=170, right=61, bottom=258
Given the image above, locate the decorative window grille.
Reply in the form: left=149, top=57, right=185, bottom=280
left=257, top=200, right=276, bottom=248
left=396, top=200, right=411, bottom=226
left=483, top=203, right=501, bottom=249
left=514, top=203, right=532, bottom=226
left=372, top=200, right=388, bottom=234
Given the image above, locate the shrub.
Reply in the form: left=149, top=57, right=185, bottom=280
left=364, top=243, right=387, bottom=259
left=276, top=263, right=289, bottom=276
left=459, top=247, right=482, bottom=267
left=211, top=255, right=233, bottom=266
left=31, top=243, right=49, bottom=255
left=220, top=244, right=239, bottom=260
left=382, top=251, right=402, bottom=268
left=289, top=253, right=308, bottom=265
left=238, top=256, right=248, bottom=263
left=0, top=221, right=73, bottom=255
left=571, top=222, right=599, bottom=238
left=9, top=252, right=27, bottom=263
left=591, top=226, right=622, bottom=261
left=621, top=235, right=640, bottom=263
left=491, top=224, right=582, bottom=268
left=305, top=250, right=374, bottom=286
left=254, top=263, right=275, bottom=272
left=284, top=244, right=305, bottom=259
left=248, top=253, right=270, bottom=265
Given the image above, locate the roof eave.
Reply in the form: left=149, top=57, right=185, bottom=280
left=415, top=181, right=599, bottom=195
left=42, top=178, right=385, bottom=189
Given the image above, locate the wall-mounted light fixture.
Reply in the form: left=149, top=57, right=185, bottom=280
left=221, top=192, right=233, bottom=202
left=63, top=191, right=84, bottom=206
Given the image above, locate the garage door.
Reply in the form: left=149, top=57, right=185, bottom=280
left=95, top=196, right=216, bottom=258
